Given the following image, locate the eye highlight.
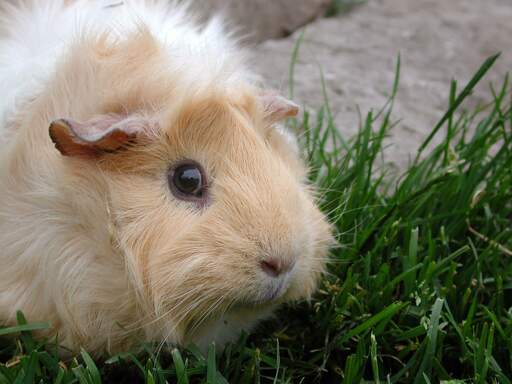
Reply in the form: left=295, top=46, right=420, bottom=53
left=168, top=160, right=208, bottom=203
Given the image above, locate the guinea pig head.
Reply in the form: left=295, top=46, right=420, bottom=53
left=49, top=88, right=333, bottom=342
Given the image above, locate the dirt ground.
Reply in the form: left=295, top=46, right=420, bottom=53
left=253, top=0, right=512, bottom=171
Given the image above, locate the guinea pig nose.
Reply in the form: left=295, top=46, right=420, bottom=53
left=260, top=258, right=295, bottom=277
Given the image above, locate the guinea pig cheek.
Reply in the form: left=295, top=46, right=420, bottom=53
left=285, top=204, right=332, bottom=301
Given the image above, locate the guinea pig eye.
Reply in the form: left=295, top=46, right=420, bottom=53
left=168, top=161, right=208, bottom=202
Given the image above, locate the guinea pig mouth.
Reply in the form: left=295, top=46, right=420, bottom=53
left=260, top=283, right=284, bottom=302
left=241, top=277, right=289, bottom=306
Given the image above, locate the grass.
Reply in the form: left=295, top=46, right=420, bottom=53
left=326, top=0, right=368, bottom=17
left=1, top=48, right=512, bottom=382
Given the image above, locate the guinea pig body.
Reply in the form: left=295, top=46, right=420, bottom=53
left=0, top=0, right=332, bottom=355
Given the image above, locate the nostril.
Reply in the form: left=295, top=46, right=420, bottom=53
left=260, top=258, right=282, bottom=277
left=260, top=258, right=295, bottom=277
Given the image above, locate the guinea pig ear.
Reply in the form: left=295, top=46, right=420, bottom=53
left=261, top=90, right=300, bottom=124
left=49, top=114, right=148, bottom=158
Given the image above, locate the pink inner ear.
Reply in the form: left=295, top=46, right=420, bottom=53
left=261, top=91, right=300, bottom=123
left=49, top=114, right=147, bottom=158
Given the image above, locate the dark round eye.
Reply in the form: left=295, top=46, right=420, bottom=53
left=168, top=161, right=207, bottom=202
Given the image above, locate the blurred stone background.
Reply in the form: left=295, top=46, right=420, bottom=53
left=200, top=0, right=512, bottom=170
left=198, top=0, right=330, bottom=42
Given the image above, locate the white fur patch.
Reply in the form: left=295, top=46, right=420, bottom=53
left=0, top=0, right=250, bottom=144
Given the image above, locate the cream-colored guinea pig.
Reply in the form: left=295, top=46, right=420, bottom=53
left=0, top=0, right=332, bottom=355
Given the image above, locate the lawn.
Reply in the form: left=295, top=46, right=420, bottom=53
left=0, top=48, right=511, bottom=383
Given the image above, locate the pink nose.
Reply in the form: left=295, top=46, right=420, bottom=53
left=260, top=258, right=295, bottom=277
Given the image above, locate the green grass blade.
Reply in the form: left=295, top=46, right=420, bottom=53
left=416, top=53, right=500, bottom=160
left=338, top=302, right=407, bottom=345
left=207, top=343, right=217, bottom=384
left=414, top=298, right=444, bottom=383
left=80, top=349, right=101, bottom=384
left=171, top=348, right=189, bottom=384
left=0, top=322, right=50, bottom=336
left=370, top=332, right=380, bottom=384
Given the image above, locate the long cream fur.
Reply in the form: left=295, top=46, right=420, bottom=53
left=0, top=0, right=332, bottom=355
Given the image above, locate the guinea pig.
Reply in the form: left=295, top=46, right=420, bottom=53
left=0, top=0, right=333, bottom=355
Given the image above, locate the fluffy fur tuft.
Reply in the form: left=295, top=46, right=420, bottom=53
left=0, top=0, right=332, bottom=355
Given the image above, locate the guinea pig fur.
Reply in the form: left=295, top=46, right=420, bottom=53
left=0, top=0, right=333, bottom=355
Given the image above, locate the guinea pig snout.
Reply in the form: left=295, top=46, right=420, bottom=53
left=260, top=257, right=295, bottom=278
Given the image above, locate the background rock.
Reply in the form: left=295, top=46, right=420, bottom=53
left=252, top=0, right=512, bottom=171
left=197, top=0, right=330, bottom=43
